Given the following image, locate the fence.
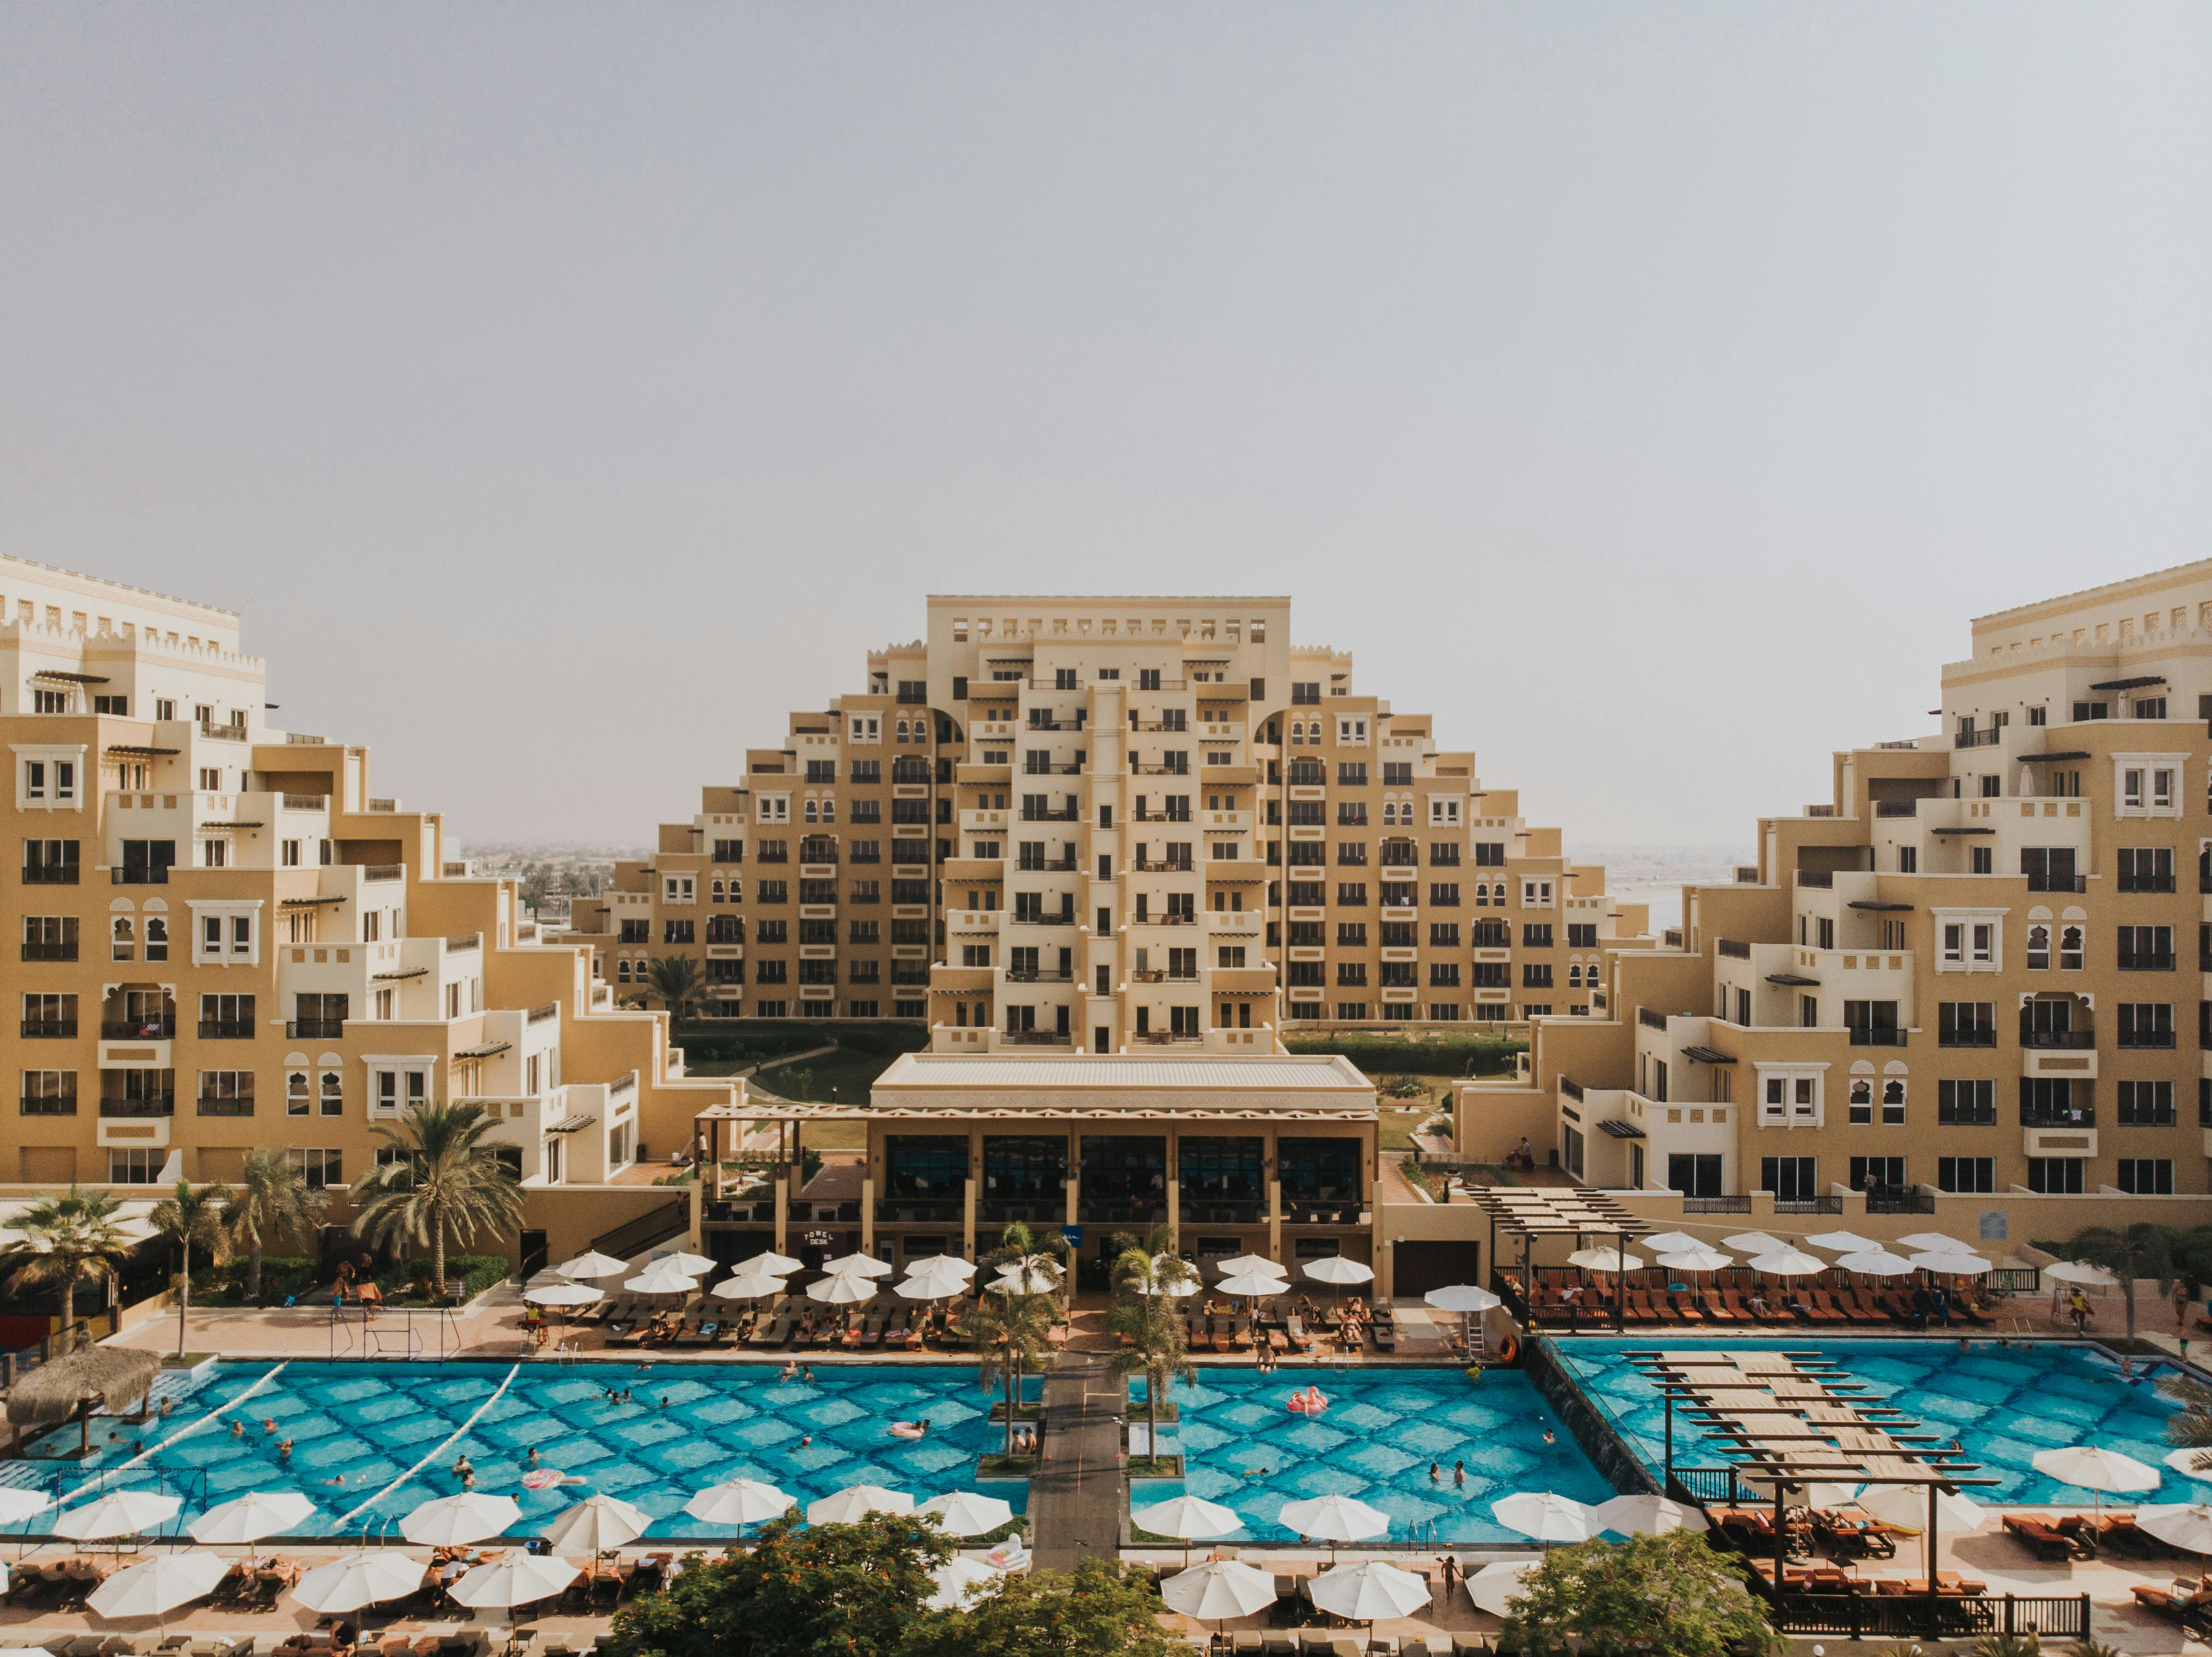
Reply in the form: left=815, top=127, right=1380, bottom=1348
left=1765, top=1591, right=2089, bottom=1640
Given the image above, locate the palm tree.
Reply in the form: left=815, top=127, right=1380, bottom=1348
left=349, top=1101, right=525, bottom=1298
left=149, top=1178, right=233, bottom=1358
left=973, top=1219, right=1068, bottom=1458
left=644, top=955, right=707, bottom=1028
left=2050, top=1223, right=2178, bottom=1347
left=0, top=1186, right=135, bottom=1354
left=225, top=1148, right=327, bottom=1302
left=1107, top=1237, right=1198, bottom=1462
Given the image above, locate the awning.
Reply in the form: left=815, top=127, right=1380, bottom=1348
left=1680, top=1045, right=1734, bottom=1065
left=1931, top=826, right=1995, bottom=836
left=2091, top=675, right=2166, bottom=691
left=547, top=1114, right=597, bottom=1135
left=1849, top=901, right=1913, bottom=912
left=200, top=821, right=263, bottom=830
left=283, top=895, right=348, bottom=908
left=33, top=669, right=108, bottom=684
left=372, top=966, right=427, bottom=980
left=456, top=1042, right=511, bottom=1059
left=2027, top=751, right=2091, bottom=762
left=104, top=745, right=179, bottom=757
left=1596, top=1120, right=1646, bottom=1139
left=1767, top=973, right=1820, bottom=988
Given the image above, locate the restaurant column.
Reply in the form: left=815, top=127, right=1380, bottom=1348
left=1266, top=1125, right=1283, bottom=1267
left=963, top=1124, right=983, bottom=1261
left=1165, top=1128, right=1180, bottom=1252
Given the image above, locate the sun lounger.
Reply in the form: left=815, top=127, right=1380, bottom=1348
left=2002, top=1513, right=2085, bottom=1561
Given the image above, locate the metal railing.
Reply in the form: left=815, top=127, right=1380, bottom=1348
left=19, top=941, right=76, bottom=961
left=1681, top=1195, right=1753, bottom=1214
left=1954, top=726, right=2004, bottom=749
left=1764, top=1591, right=2086, bottom=1641
left=1796, top=869, right=1834, bottom=887
left=1846, top=1027, right=1907, bottom=1047
left=1001, top=1030, right=1073, bottom=1045
left=2119, top=953, right=2177, bottom=972
left=363, top=864, right=404, bottom=882
left=1638, top=1007, right=1668, bottom=1030
left=196, top=1096, right=255, bottom=1117
left=2020, top=1023, right=2094, bottom=1048
left=2022, top=1107, right=2096, bottom=1127
left=1873, top=800, right=1919, bottom=817
left=590, top=1199, right=689, bottom=1261
left=110, top=866, right=167, bottom=885
left=99, top=1017, right=175, bottom=1040
left=1862, top=1189, right=1936, bottom=1214
left=197, top=1020, right=253, bottom=1038
left=1772, top=1195, right=1844, bottom=1214
left=19, top=1019, right=76, bottom=1038
left=99, top=1096, right=175, bottom=1117
left=281, top=793, right=328, bottom=809
left=23, top=865, right=80, bottom=884
left=1716, top=938, right=1751, bottom=959
left=287, top=1018, right=345, bottom=1039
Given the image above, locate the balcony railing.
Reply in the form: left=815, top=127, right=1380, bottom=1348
left=1846, top=1027, right=1907, bottom=1048
left=1003, top=969, right=1072, bottom=983
left=1938, top=1027, right=1998, bottom=1048
left=1129, top=764, right=1191, bottom=777
left=2118, top=1031, right=2177, bottom=1049
left=99, top=1097, right=176, bottom=1118
left=1638, top=1007, right=1668, bottom=1031
left=1018, top=808, right=1079, bottom=822
left=1862, top=1189, right=1937, bottom=1214
left=873, top=1198, right=965, bottom=1224
left=20, top=942, right=77, bottom=961
left=1132, top=857, right=1195, bottom=872
left=1135, top=912, right=1197, bottom=925
left=2020, top=1024, right=2095, bottom=1048
left=1133, top=1031, right=1203, bottom=1044
left=23, top=865, right=80, bottom=885
left=1796, top=869, right=1833, bottom=888
left=2119, top=953, right=2176, bottom=972
left=110, top=866, right=168, bottom=885
left=1716, top=938, right=1752, bottom=959
left=1772, top=1196, right=1844, bottom=1214
left=102, top=1019, right=175, bottom=1040
left=363, top=865, right=404, bottom=882
left=196, top=1096, right=255, bottom=1117
left=198, top=1020, right=254, bottom=1039
left=20, top=1019, right=76, bottom=1038
left=288, top=1019, right=346, bottom=1039
left=2022, top=1107, right=2096, bottom=1128
left=1000, top=1030, right=1073, bottom=1045
left=1008, top=912, right=1076, bottom=926
left=19, top=1095, right=76, bottom=1115
left=1872, top=800, right=1919, bottom=818
left=2026, top=874, right=2088, bottom=892
left=1955, top=727, right=2004, bottom=749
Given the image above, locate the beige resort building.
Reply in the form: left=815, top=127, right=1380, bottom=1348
left=0, top=553, right=727, bottom=1280
left=1463, top=558, right=2212, bottom=1242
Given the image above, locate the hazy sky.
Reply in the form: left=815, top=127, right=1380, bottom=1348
left=4, top=6, right=2207, bottom=848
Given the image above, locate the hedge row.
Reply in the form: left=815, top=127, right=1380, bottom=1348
left=187, top=1257, right=317, bottom=1307
left=673, top=1020, right=931, bottom=1064
left=374, top=1254, right=511, bottom=1307
left=1284, top=1033, right=1523, bottom=1077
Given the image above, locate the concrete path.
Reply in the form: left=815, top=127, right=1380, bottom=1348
left=1029, top=1350, right=1126, bottom=1574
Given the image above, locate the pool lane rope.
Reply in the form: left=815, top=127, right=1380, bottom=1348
left=50, top=1361, right=293, bottom=1511
left=334, top=1362, right=522, bottom=1531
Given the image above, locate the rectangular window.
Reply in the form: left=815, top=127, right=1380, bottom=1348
left=2026, top=1157, right=2085, bottom=1194
left=1937, top=1002, right=1997, bottom=1047
left=2117, top=847, right=2176, bottom=893
left=1935, top=1079, right=1996, bottom=1125
left=2118, top=1002, right=2175, bottom=1047
left=1936, top=1157, right=1996, bottom=1194
left=287, top=1148, right=344, bottom=1190
left=2119, top=925, right=2175, bottom=971
left=2117, top=1079, right=2176, bottom=1125
left=2117, top=1158, right=2174, bottom=1195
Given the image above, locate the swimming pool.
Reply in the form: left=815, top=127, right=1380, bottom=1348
left=1133, top=1367, right=1617, bottom=1544
left=1, top=1361, right=1029, bottom=1540
left=1552, top=1338, right=2195, bottom=1508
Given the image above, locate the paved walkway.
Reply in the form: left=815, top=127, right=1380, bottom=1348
left=1029, top=1351, right=1126, bottom=1573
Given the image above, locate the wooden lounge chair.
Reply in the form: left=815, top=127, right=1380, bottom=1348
left=2002, top=1513, right=2085, bottom=1561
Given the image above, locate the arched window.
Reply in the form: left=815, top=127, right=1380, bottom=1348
left=287, top=1072, right=309, bottom=1116
left=803, top=798, right=819, bottom=823
left=321, top=1071, right=343, bottom=1114
left=1881, top=1079, right=1906, bottom=1123
left=111, top=915, right=134, bottom=961
left=1849, top=1079, right=1873, bottom=1123
left=616, top=958, right=631, bottom=983
left=2060, top=925, right=2084, bottom=970
left=820, top=797, right=835, bottom=823
left=145, top=916, right=167, bottom=962
left=2026, top=924, right=2050, bottom=969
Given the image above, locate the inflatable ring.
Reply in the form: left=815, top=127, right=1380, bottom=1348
left=1495, top=1333, right=1521, bottom=1366
left=889, top=1423, right=927, bottom=1440
left=522, top=1469, right=564, bottom=1490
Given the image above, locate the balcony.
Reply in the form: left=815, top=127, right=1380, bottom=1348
left=1003, top=969, right=1073, bottom=984
left=1955, top=727, right=2004, bottom=749
left=196, top=1096, right=256, bottom=1117
left=20, top=1020, right=77, bottom=1039
left=2020, top=1022, right=2094, bottom=1049
left=2022, top=1106, right=2096, bottom=1128
left=1000, top=1030, right=1073, bottom=1046
left=99, top=1096, right=176, bottom=1118
left=1182, top=1197, right=1266, bottom=1224
left=1772, top=1196, right=1844, bottom=1215
left=20, top=941, right=77, bottom=961
left=102, top=1019, right=176, bottom=1040
left=1846, top=1027, right=1907, bottom=1048
left=23, top=865, right=80, bottom=885
left=1129, top=764, right=1192, bottom=777
left=1638, top=1007, right=1668, bottom=1031
left=1132, top=1031, right=1203, bottom=1045
left=1863, top=1189, right=1937, bottom=1215
left=1133, top=912, right=1198, bottom=926
left=1008, top=912, right=1076, bottom=927
left=1018, top=808, right=1079, bottom=822
left=2026, top=874, right=2088, bottom=893
left=1132, top=857, right=1195, bottom=873
left=2119, top=953, right=2176, bottom=972
left=1873, top=800, right=1919, bottom=818
left=197, top=1020, right=255, bottom=1039
left=288, top=1019, right=346, bottom=1039
left=19, top=1095, right=77, bottom=1116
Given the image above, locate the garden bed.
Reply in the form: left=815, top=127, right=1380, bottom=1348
left=373, top=1254, right=510, bottom=1307
left=976, top=1453, right=1037, bottom=1478
left=186, top=1257, right=317, bottom=1307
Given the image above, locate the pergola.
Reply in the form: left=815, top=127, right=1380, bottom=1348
left=1469, top=1188, right=1648, bottom=1331
left=1627, top=1348, right=1997, bottom=1611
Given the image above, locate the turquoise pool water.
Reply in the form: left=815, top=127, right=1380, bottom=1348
left=2, top=1361, right=1029, bottom=1540
left=1134, top=1367, right=1617, bottom=1544
left=1552, top=1338, right=2193, bottom=1508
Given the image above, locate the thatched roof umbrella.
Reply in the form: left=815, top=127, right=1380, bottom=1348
left=7, top=1345, right=161, bottom=1456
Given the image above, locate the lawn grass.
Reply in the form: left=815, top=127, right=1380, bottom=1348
left=1375, top=1074, right=1457, bottom=1152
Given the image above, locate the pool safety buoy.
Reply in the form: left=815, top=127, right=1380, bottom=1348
left=1495, top=1333, right=1521, bottom=1366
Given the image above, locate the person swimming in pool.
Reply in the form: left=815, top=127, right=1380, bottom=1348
left=1542, top=1429, right=1556, bottom=1446
left=526, top=1447, right=539, bottom=1466
left=230, top=1420, right=245, bottom=1439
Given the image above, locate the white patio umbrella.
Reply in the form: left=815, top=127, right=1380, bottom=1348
left=1278, top=1493, right=1389, bottom=1555
left=1639, top=1231, right=1706, bottom=1256
left=2043, top=1260, right=2120, bottom=1287
left=1896, top=1232, right=1980, bottom=1255
left=1910, top=1253, right=1993, bottom=1277
left=1565, top=1247, right=1642, bottom=1274
left=0, top=1488, right=51, bottom=1525
left=1132, top=1494, right=1242, bottom=1565
left=1463, top=1560, right=1539, bottom=1618
left=1835, top=1249, right=1918, bottom=1278
left=822, top=1251, right=895, bottom=1279
left=1747, top=1248, right=1827, bottom=1277
left=1215, top=1253, right=1280, bottom=1278
left=447, top=1554, right=580, bottom=1610
left=1492, top=1492, right=1591, bottom=1545
left=1654, top=1247, right=1733, bottom=1276
left=807, top=1484, right=914, bottom=1525
left=624, top=1261, right=700, bottom=1295
left=1591, top=1494, right=1709, bottom=1536
left=1723, top=1231, right=1786, bottom=1255
left=1302, top=1256, right=1375, bottom=1288
left=555, top=1250, right=630, bottom=1279
left=655, top=1250, right=716, bottom=1276
left=398, top=1491, right=522, bottom=1546
left=1850, top=1484, right=1982, bottom=1533
left=1134, top=1273, right=1201, bottom=1298
left=1423, top=1284, right=1502, bottom=1313
left=1805, top=1230, right=1880, bottom=1254
left=543, top=1492, right=650, bottom=1555
left=894, top=1276, right=963, bottom=1301
left=523, top=1282, right=604, bottom=1307
left=291, top=1551, right=431, bottom=1615
left=1215, top=1272, right=1291, bottom=1300
left=904, top=1254, right=978, bottom=1285
left=740, top=1249, right=805, bottom=1276
left=2166, top=1448, right=2212, bottom=1482
left=925, top=1555, right=1003, bottom=1612
left=52, top=1489, right=181, bottom=1540
left=988, top=1260, right=1062, bottom=1296
left=1160, top=1558, right=1278, bottom=1624
left=685, top=1478, right=792, bottom=1530
left=711, top=1270, right=787, bottom=1301
left=1742, top=1476, right=1862, bottom=1510
left=915, top=1490, right=1015, bottom=1537
left=1310, top=1560, right=1431, bottom=1625
left=2137, top=1503, right=2212, bottom=1559
left=806, top=1272, right=877, bottom=1306
left=87, top=1550, right=229, bottom=1620
left=188, top=1490, right=317, bottom=1544
left=2032, top=1445, right=2159, bottom=1516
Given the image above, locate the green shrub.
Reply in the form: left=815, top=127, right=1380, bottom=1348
left=672, top=1020, right=929, bottom=1064
left=375, top=1254, right=511, bottom=1306
left=188, top=1257, right=317, bottom=1306
left=1284, top=1033, right=1522, bottom=1077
